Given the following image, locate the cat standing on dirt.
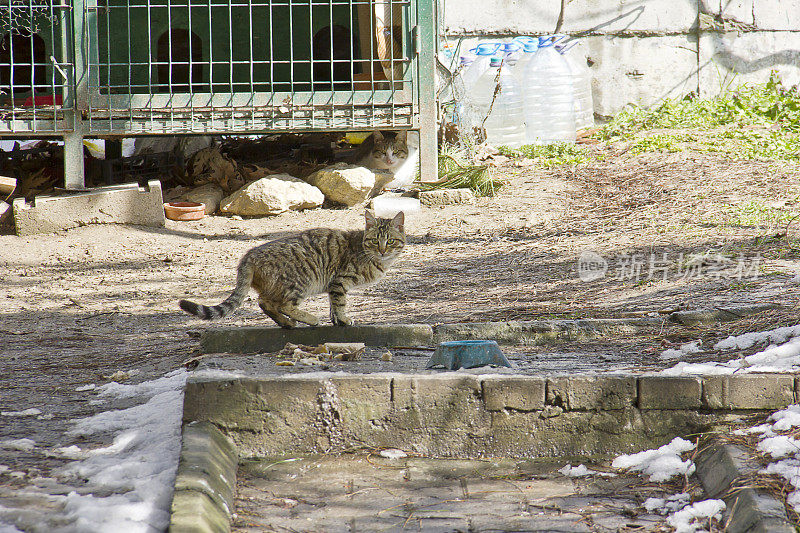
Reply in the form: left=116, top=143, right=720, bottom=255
left=179, top=211, right=405, bottom=328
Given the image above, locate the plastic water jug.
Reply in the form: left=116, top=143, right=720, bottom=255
left=522, top=36, right=576, bottom=144
left=460, top=42, right=500, bottom=92
left=512, top=41, right=538, bottom=82
left=471, top=57, right=527, bottom=148
left=557, top=43, right=594, bottom=131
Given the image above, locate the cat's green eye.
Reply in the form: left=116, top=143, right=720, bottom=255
left=368, top=238, right=379, bottom=245
left=387, top=239, right=399, bottom=245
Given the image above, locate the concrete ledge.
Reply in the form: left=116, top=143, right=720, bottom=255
left=199, top=324, right=434, bottom=354
left=432, top=318, right=663, bottom=345
left=170, top=421, right=238, bottom=533
left=696, top=444, right=795, bottom=533
left=183, top=372, right=797, bottom=459
left=669, top=304, right=781, bottom=326
left=12, top=180, right=165, bottom=236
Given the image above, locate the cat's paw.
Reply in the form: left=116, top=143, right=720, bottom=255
left=331, top=315, right=353, bottom=327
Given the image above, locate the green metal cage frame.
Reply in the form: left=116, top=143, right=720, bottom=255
left=0, top=0, right=436, bottom=188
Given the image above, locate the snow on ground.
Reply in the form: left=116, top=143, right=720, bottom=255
left=735, top=404, right=800, bottom=512
left=0, top=370, right=187, bottom=533
left=661, top=324, right=800, bottom=375
left=611, top=437, right=696, bottom=482
left=659, top=341, right=702, bottom=361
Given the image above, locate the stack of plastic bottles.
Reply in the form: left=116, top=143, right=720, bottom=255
left=443, top=34, right=595, bottom=146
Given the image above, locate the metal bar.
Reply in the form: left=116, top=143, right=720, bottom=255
left=415, top=0, right=437, bottom=182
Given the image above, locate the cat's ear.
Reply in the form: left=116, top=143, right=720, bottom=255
left=365, top=209, right=377, bottom=229
left=391, top=211, right=405, bottom=231
left=395, top=130, right=407, bottom=143
left=372, top=130, right=384, bottom=142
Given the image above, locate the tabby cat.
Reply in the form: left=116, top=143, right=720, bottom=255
left=351, top=130, right=410, bottom=174
left=179, top=210, right=405, bottom=328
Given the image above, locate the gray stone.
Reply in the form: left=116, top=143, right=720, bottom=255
left=0, top=200, right=11, bottom=226
left=219, top=174, right=323, bottom=216
left=180, top=184, right=225, bottom=215
left=702, top=374, right=795, bottom=410
left=670, top=304, right=781, bottom=326
left=695, top=444, right=795, bottom=533
left=418, top=188, right=475, bottom=207
left=638, top=376, right=702, bottom=409
left=12, top=180, right=165, bottom=236
left=482, top=376, right=545, bottom=411
left=199, top=324, right=434, bottom=354
left=306, top=163, right=394, bottom=206
left=547, top=375, right=636, bottom=411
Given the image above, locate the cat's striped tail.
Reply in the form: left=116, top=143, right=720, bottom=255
left=179, top=259, right=254, bottom=320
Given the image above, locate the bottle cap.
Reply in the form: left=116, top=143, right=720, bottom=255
left=523, top=42, right=538, bottom=53
left=472, top=43, right=501, bottom=56
left=489, top=57, right=502, bottom=67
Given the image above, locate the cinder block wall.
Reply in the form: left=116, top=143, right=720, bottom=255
left=442, top=0, right=800, bottom=118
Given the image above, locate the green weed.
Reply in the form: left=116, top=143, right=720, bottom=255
left=498, top=142, right=592, bottom=167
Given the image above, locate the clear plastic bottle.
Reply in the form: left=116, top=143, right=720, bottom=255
left=557, top=43, right=594, bottom=131
left=460, top=42, right=500, bottom=92
left=522, top=36, right=576, bottom=144
left=512, top=41, right=538, bottom=83
left=453, top=56, right=477, bottom=135
left=470, top=57, right=527, bottom=148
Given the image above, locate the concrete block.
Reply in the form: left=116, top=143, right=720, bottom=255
left=330, top=374, right=393, bottom=427
left=171, top=421, right=237, bottom=533
left=482, top=376, right=545, bottom=411
left=444, top=0, right=698, bottom=35
left=699, top=31, right=800, bottom=99
left=418, top=188, right=475, bottom=207
left=12, top=180, right=165, bottom=236
left=547, top=375, right=636, bottom=410
left=703, top=374, right=794, bottom=410
left=638, top=376, right=702, bottom=409
left=200, top=324, right=434, bottom=354
left=584, top=34, right=699, bottom=118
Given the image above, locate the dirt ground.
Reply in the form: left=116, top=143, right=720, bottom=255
left=1, top=139, right=799, bottom=529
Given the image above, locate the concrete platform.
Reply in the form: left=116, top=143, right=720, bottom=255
left=12, top=180, right=165, bottom=236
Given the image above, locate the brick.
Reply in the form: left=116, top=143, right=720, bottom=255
left=418, top=188, right=475, bottom=207
left=482, top=376, right=545, bottom=411
left=638, top=376, right=702, bottom=409
left=703, top=375, right=794, bottom=410
left=392, top=374, right=482, bottom=410
left=547, top=375, right=636, bottom=411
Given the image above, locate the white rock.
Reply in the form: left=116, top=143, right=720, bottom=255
left=180, top=184, right=225, bottom=215
left=220, top=174, right=324, bottom=216
left=307, top=163, right=394, bottom=207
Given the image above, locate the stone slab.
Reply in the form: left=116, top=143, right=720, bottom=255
left=170, top=421, right=238, bottom=533
left=702, top=374, right=795, bottom=410
left=638, top=376, right=703, bottom=409
left=547, top=375, right=637, bottom=410
left=199, top=324, right=434, bottom=354
left=12, top=180, right=165, bottom=236
left=696, top=444, right=795, bottom=533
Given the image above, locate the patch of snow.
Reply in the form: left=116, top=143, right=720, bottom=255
left=661, top=334, right=800, bottom=376
left=76, top=384, right=96, bottom=392
left=0, top=439, right=36, bottom=452
left=558, top=463, right=617, bottom=478
left=714, top=324, right=800, bottom=351
left=758, top=435, right=800, bottom=458
left=644, top=493, right=690, bottom=515
left=666, top=499, right=725, bottom=533
left=660, top=341, right=702, bottom=361
left=379, top=449, right=407, bottom=460
left=611, top=437, right=696, bottom=482
left=54, top=369, right=187, bottom=532
left=1, top=409, right=41, bottom=417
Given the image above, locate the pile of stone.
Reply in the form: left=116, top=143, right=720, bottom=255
left=166, top=146, right=396, bottom=217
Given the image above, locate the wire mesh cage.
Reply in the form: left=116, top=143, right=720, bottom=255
left=0, top=0, right=436, bottom=187
left=86, top=0, right=416, bottom=133
left=0, top=0, right=74, bottom=132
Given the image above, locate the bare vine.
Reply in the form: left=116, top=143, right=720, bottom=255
left=0, top=1, right=57, bottom=37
